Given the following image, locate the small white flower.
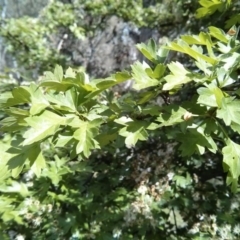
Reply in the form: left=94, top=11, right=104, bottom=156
left=19, top=208, right=28, bottom=215
left=198, top=214, right=205, bottom=221
left=233, top=224, right=240, bottom=235
left=225, top=224, right=231, bottom=231
left=209, top=215, right=216, bottom=222
left=218, top=227, right=229, bottom=239
left=167, top=172, right=174, bottom=181
left=47, top=204, right=53, bottom=213
left=24, top=197, right=33, bottom=206
left=26, top=182, right=33, bottom=187
left=23, top=170, right=34, bottom=181
left=188, top=223, right=200, bottom=235
left=231, top=201, right=239, bottom=210
left=34, top=200, right=40, bottom=207
left=188, top=226, right=199, bottom=235
left=40, top=205, right=46, bottom=212
left=137, top=185, right=148, bottom=195
left=15, top=234, right=25, bottom=240
left=33, top=216, right=42, bottom=226
left=112, top=228, right=122, bottom=238
left=25, top=213, right=33, bottom=220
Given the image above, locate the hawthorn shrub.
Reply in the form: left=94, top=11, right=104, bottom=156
left=1, top=0, right=240, bottom=239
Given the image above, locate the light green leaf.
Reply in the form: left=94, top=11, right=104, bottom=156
left=217, top=97, right=240, bottom=126
left=196, top=0, right=224, bottom=19
left=208, top=26, right=228, bottom=43
left=46, top=89, right=77, bottom=112
left=167, top=40, right=217, bottom=64
left=54, top=65, right=64, bottom=82
left=73, top=121, right=100, bottom=157
left=131, top=61, right=159, bottom=90
left=1, top=181, right=29, bottom=197
left=145, top=63, right=166, bottom=79
left=119, top=121, right=148, bottom=148
left=197, top=87, right=218, bottom=107
left=222, top=139, right=240, bottom=180
left=29, top=83, right=50, bottom=115
left=12, top=87, right=31, bottom=103
left=23, top=110, right=67, bottom=145
left=136, top=39, right=157, bottom=62
left=28, top=145, right=46, bottom=177
left=65, top=67, right=76, bottom=78
left=163, top=62, right=191, bottom=91
left=157, top=105, right=187, bottom=126
left=0, top=143, right=13, bottom=181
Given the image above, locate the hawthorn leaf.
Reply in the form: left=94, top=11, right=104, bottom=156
left=136, top=39, right=157, bottom=62
left=55, top=134, right=73, bottom=147
left=217, top=97, right=240, bottom=126
left=119, top=121, right=148, bottom=148
left=131, top=61, right=159, bottom=90
left=12, top=87, right=31, bottom=103
left=197, top=87, right=218, bottom=107
left=0, top=143, right=13, bottom=182
left=23, top=110, right=67, bottom=145
left=208, top=26, right=228, bottom=43
left=73, top=121, right=100, bottom=157
left=8, top=154, right=26, bottom=178
left=46, top=89, right=77, bottom=112
left=222, top=139, right=240, bottom=181
left=163, top=62, right=191, bottom=91
left=29, top=83, right=50, bottom=115
left=2, top=181, right=29, bottom=197
left=225, top=13, right=240, bottom=29
left=28, top=145, right=46, bottom=177
left=65, top=67, right=76, bottom=78
left=145, top=63, right=166, bottom=79
left=54, top=65, right=64, bottom=82
left=167, top=40, right=217, bottom=64
left=177, top=124, right=217, bottom=156
left=157, top=105, right=187, bottom=126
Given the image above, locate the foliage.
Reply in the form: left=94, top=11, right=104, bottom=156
left=1, top=0, right=240, bottom=239
left=0, top=0, right=196, bottom=79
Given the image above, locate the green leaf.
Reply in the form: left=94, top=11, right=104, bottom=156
left=65, top=67, right=76, bottom=78
left=131, top=61, right=159, bottom=90
left=28, top=145, right=46, bottom=177
left=23, top=110, right=67, bottom=145
left=163, top=62, right=191, bottom=91
left=197, top=86, right=218, bottom=107
left=173, top=173, right=192, bottom=188
left=8, top=154, right=26, bottom=178
left=0, top=143, right=13, bottom=181
left=73, top=121, right=100, bottom=157
left=54, top=65, right=64, bottom=82
left=156, top=105, right=187, bottom=126
left=167, top=40, right=217, bottom=64
left=196, top=0, right=224, bottom=19
left=217, top=97, right=240, bottom=126
left=1, top=181, right=29, bottom=197
left=208, top=26, right=228, bottom=43
left=225, top=13, right=240, bottom=29
left=12, top=87, right=31, bottom=103
left=29, top=83, right=50, bottom=115
left=145, top=63, right=166, bottom=79
left=136, top=39, right=157, bottom=62
left=177, top=124, right=217, bottom=156
left=46, top=88, right=77, bottom=112
left=222, top=139, right=240, bottom=192
left=119, top=121, right=148, bottom=148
